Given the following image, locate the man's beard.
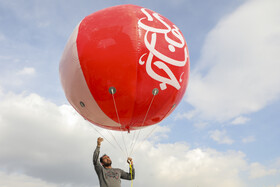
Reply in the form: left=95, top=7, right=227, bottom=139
left=103, top=161, right=112, bottom=167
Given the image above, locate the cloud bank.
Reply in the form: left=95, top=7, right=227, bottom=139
left=185, top=0, right=280, bottom=122
left=0, top=89, right=279, bottom=187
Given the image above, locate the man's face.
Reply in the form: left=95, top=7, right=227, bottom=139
left=101, top=155, right=112, bottom=167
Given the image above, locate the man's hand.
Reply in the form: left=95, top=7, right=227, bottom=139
left=127, top=157, right=133, bottom=165
left=97, top=137, right=103, bottom=147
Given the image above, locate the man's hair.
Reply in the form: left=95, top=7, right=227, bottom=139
left=100, top=154, right=107, bottom=163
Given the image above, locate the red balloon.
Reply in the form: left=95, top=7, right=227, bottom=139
left=59, top=4, right=190, bottom=131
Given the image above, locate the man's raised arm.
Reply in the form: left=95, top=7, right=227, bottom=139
left=93, top=137, right=103, bottom=166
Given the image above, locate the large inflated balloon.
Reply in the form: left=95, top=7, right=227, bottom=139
left=59, top=4, right=190, bottom=131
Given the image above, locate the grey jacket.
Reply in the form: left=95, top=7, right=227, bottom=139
left=93, top=146, right=135, bottom=187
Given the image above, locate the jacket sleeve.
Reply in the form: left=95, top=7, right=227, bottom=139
left=120, top=165, right=135, bottom=180
left=93, top=146, right=102, bottom=173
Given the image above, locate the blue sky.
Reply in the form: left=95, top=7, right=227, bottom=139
left=0, top=0, right=280, bottom=187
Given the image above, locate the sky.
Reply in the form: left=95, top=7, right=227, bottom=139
left=0, top=0, right=280, bottom=186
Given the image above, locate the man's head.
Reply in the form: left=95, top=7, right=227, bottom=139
left=100, top=154, right=112, bottom=167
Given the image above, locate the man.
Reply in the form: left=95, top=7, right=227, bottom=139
left=93, top=137, right=135, bottom=187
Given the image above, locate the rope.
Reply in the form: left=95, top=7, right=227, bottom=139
left=130, top=164, right=133, bottom=187
left=81, top=95, right=127, bottom=158
left=129, top=129, right=137, bottom=157
left=86, top=121, right=117, bottom=150
left=130, top=124, right=159, bottom=157
left=111, top=91, right=129, bottom=158
left=142, top=124, right=159, bottom=143
left=121, top=131, right=129, bottom=158
left=111, top=94, right=121, bottom=127
left=129, top=94, right=156, bottom=156
left=106, top=129, right=127, bottom=158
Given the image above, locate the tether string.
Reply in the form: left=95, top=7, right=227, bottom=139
left=111, top=94, right=121, bottom=127
left=81, top=96, right=127, bottom=158
left=106, top=129, right=127, bottom=157
left=111, top=93, right=129, bottom=158
left=130, top=124, right=159, bottom=157
left=86, top=121, right=117, bottom=150
left=80, top=105, right=118, bottom=150
left=129, top=93, right=156, bottom=156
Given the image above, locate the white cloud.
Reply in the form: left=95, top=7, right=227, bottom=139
left=0, top=171, right=58, bottom=187
left=231, top=116, right=250, bottom=125
left=134, top=145, right=247, bottom=187
left=186, top=0, right=280, bottom=122
left=209, top=130, right=234, bottom=144
left=194, top=122, right=208, bottom=129
left=249, top=162, right=278, bottom=179
left=16, top=67, right=36, bottom=76
left=242, top=135, right=256, bottom=143
left=175, top=110, right=198, bottom=120
left=0, top=92, right=95, bottom=186
left=0, top=66, right=37, bottom=91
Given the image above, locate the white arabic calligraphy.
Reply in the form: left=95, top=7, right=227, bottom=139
left=138, top=8, right=188, bottom=90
